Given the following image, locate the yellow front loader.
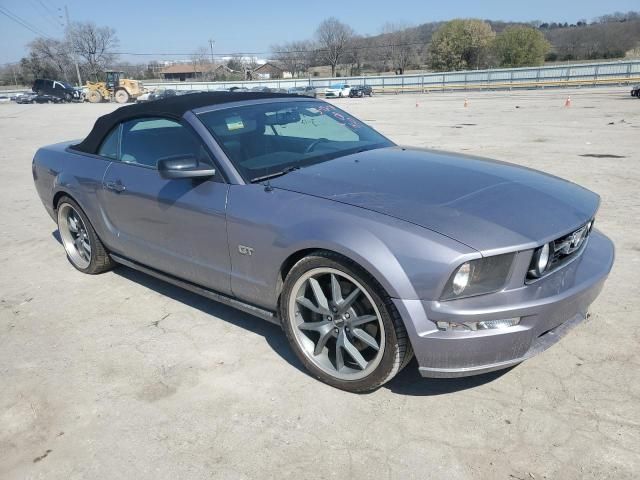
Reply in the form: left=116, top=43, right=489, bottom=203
left=85, top=71, right=146, bottom=103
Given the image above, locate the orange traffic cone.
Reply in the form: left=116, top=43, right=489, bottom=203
left=464, top=98, right=469, bottom=108
left=565, top=96, right=571, bottom=107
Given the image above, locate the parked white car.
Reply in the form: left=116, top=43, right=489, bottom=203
left=325, top=83, right=351, bottom=98
left=136, top=91, right=153, bottom=103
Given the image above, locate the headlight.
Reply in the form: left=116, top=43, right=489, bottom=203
left=452, top=262, right=471, bottom=295
left=441, top=253, right=515, bottom=301
left=528, top=242, right=553, bottom=278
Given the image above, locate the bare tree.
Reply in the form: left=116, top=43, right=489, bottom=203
left=381, top=23, right=419, bottom=74
left=226, top=55, right=246, bottom=72
left=28, top=38, right=74, bottom=81
left=272, top=40, right=315, bottom=77
left=19, top=52, right=60, bottom=83
left=315, top=17, right=354, bottom=76
left=67, top=22, right=119, bottom=81
left=190, top=46, right=210, bottom=80
left=343, top=36, right=371, bottom=76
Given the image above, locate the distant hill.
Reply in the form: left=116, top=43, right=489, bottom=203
left=363, top=12, right=640, bottom=64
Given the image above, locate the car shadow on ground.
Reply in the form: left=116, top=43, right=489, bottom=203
left=51, top=229, right=510, bottom=396
left=116, top=265, right=511, bottom=397
left=384, top=361, right=512, bottom=396
left=113, top=265, right=304, bottom=371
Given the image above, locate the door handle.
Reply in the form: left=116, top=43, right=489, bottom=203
left=105, top=181, right=126, bottom=193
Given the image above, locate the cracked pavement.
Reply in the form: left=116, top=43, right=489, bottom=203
left=0, top=87, right=638, bottom=479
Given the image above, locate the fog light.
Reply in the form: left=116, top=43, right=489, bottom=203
left=477, top=318, right=521, bottom=330
left=436, top=321, right=474, bottom=331
left=437, top=317, right=520, bottom=331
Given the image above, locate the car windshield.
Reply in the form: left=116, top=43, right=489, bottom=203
left=198, top=100, right=393, bottom=182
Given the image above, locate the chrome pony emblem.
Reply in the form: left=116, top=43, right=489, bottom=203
left=556, top=225, right=589, bottom=255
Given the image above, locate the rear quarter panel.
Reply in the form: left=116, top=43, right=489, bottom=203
left=32, top=142, right=111, bottom=237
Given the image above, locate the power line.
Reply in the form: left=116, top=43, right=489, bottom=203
left=108, top=41, right=428, bottom=58
left=0, top=38, right=428, bottom=67
left=37, top=0, right=59, bottom=18
left=30, top=0, right=65, bottom=31
left=0, top=5, right=55, bottom=39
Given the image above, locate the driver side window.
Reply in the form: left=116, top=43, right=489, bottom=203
left=97, top=118, right=220, bottom=179
left=120, top=118, right=214, bottom=168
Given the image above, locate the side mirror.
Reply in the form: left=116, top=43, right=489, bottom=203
left=157, top=155, right=216, bottom=179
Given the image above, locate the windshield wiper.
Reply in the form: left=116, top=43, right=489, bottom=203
left=251, top=166, right=301, bottom=183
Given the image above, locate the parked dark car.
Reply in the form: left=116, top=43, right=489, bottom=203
left=33, top=78, right=81, bottom=102
left=32, top=92, right=614, bottom=392
left=16, top=93, right=37, bottom=104
left=16, top=92, right=63, bottom=104
left=147, top=89, right=178, bottom=101
left=631, top=85, right=640, bottom=97
left=349, top=85, right=373, bottom=98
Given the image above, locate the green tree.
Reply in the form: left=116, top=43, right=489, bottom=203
left=493, top=26, right=551, bottom=67
left=428, top=19, right=495, bottom=71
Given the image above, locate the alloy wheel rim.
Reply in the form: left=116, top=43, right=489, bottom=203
left=288, top=267, right=385, bottom=381
left=58, top=204, right=91, bottom=269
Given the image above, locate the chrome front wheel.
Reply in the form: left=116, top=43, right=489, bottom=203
left=282, top=253, right=412, bottom=391
left=289, top=267, right=385, bottom=380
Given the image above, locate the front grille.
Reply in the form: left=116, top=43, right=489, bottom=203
left=527, top=220, right=593, bottom=281
left=550, top=221, right=592, bottom=267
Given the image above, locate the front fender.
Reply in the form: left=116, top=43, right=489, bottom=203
left=226, top=185, right=477, bottom=310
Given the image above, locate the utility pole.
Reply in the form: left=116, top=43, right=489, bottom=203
left=11, top=65, right=18, bottom=88
left=208, top=39, right=215, bottom=64
left=64, top=5, right=83, bottom=86
left=208, top=39, right=215, bottom=80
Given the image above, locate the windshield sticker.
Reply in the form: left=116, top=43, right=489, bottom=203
left=226, top=116, right=244, bottom=131
left=315, top=104, right=363, bottom=129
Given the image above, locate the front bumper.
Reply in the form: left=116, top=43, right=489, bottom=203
left=393, top=230, right=615, bottom=378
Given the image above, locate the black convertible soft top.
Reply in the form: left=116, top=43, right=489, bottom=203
left=71, top=91, right=294, bottom=154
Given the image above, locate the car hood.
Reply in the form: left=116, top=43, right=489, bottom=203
left=270, top=146, right=600, bottom=253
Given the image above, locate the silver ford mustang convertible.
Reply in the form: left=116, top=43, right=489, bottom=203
left=32, top=92, right=614, bottom=392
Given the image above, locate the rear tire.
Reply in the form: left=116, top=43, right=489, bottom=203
left=280, top=251, right=413, bottom=392
left=56, top=196, right=115, bottom=274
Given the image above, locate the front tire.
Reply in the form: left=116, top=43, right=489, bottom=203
left=87, top=90, right=102, bottom=103
left=56, top=196, right=115, bottom=274
left=280, top=252, right=413, bottom=392
left=114, top=89, right=130, bottom=103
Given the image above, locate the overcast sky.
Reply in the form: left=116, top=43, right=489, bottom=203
left=1, top=0, right=639, bottom=64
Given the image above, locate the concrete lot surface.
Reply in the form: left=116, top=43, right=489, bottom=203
left=0, top=87, right=638, bottom=479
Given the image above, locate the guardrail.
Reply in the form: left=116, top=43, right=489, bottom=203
left=144, top=60, right=640, bottom=94
left=2, top=60, right=637, bottom=98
